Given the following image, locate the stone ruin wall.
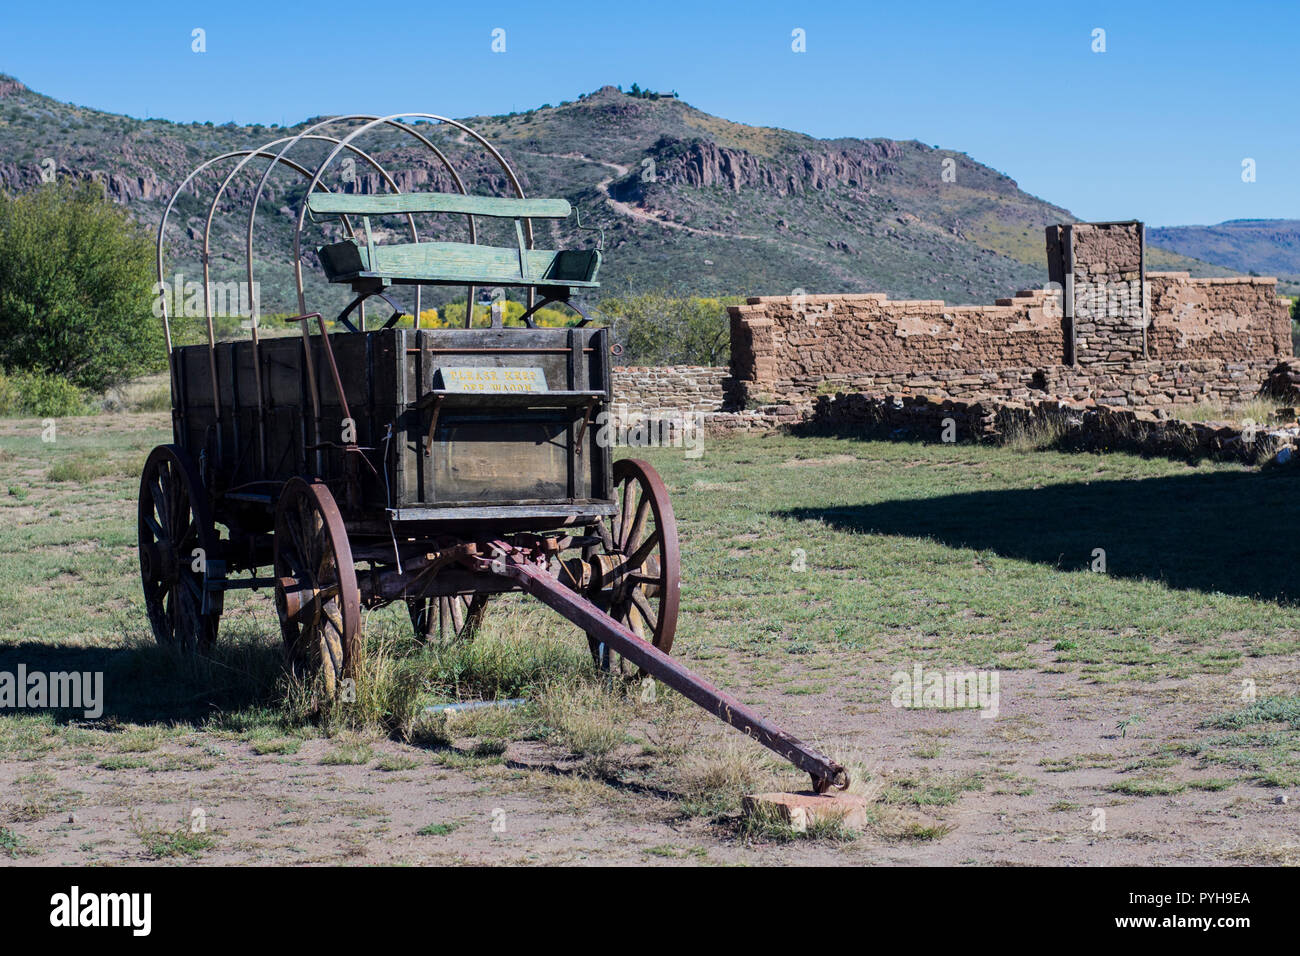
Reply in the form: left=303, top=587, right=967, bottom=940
left=725, top=221, right=1291, bottom=414
left=1146, top=273, right=1292, bottom=361
left=728, top=289, right=1063, bottom=406
left=611, top=366, right=730, bottom=411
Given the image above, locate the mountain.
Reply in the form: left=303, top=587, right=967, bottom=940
left=0, top=74, right=1238, bottom=320
left=1147, top=220, right=1300, bottom=295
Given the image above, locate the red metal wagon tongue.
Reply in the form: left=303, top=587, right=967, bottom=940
left=469, top=542, right=850, bottom=795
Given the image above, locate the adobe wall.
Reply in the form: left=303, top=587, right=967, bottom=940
left=729, top=288, right=1063, bottom=405
left=1147, top=273, right=1291, bottom=361
left=807, top=393, right=1299, bottom=465
left=726, top=220, right=1292, bottom=412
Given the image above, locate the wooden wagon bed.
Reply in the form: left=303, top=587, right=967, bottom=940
left=170, top=325, right=615, bottom=525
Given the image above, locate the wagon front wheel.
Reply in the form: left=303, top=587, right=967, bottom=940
left=138, top=445, right=223, bottom=653
left=273, top=478, right=361, bottom=698
left=586, top=458, right=680, bottom=676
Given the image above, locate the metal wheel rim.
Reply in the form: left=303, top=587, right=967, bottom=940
left=594, top=458, right=680, bottom=674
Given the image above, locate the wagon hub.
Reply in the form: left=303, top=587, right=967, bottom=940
left=141, top=539, right=179, bottom=586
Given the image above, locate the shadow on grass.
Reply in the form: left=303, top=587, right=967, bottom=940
left=779, top=468, right=1299, bottom=605
left=0, top=634, right=283, bottom=726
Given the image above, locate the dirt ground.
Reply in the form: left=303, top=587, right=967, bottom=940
left=4, top=648, right=1297, bottom=866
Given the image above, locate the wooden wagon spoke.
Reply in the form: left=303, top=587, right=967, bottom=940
left=141, top=510, right=165, bottom=542
left=148, top=479, right=170, bottom=537
left=320, top=610, right=345, bottom=674
left=618, top=480, right=636, bottom=547
left=629, top=588, right=658, bottom=631
left=180, top=573, right=203, bottom=602
left=283, top=519, right=310, bottom=575
left=615, top=533, right=660, bottom=579
left=624, top=495, right=651, bottom=555
left=317, top=550, right=337, bottom=583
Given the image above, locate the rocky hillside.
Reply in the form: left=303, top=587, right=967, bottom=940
left=0, top=75, right=1234, bottom=317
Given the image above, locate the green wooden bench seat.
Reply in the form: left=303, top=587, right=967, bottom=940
left=308, top=191, right=601, bottom=293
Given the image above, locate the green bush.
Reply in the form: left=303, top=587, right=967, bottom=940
left=0, top=181, right=162, bottom=391
left=0, top=368, right=90, bottom=417
left=0, top=369, right=19, bottom=416
left=596, top=292, right=738, bottom=366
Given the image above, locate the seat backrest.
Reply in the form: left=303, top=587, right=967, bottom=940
left=310, top=191, right=597, bottom=291
left=307, top=191, right=571, bottom=220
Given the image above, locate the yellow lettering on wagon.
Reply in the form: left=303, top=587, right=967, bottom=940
left=437, top=366, right=548, bottom=393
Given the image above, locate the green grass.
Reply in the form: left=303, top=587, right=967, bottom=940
left=1168, top=395, right=1292, bottom=425
left=0, top=826, right=33, bottom=858
left=1188, top=697, right=1300, bottom=788
left=134, top=818, right=215, bottom=859
left=882, top=772, right=985, bottom=807
left=251, top=738, right=301, bottom=756
left=1108, top=778, right=1188, bottom=797
left=738, top=805, right=859, bottom=844
left=416, top=822, right=460, bottom=837
left=319, top=742, right=374, bottom=766
left=1204, top=696, right=1300, bottom=731
left=643, top=433, right=1297, bottom=681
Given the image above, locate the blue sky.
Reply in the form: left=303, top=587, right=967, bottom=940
left=1, top=0, right=1294, bottom=226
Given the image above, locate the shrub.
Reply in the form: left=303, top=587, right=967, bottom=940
left=0, top=181, right=163, bottom=391
left=402, top=299, right=581, bottom=330
left=596, top=292, right=739, bottom=366
left=0, top=369, right=19, bottom=416
left=0, top=368, right=90, bottom=417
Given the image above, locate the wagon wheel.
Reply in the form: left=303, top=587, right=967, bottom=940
left=585, top=458, right=680, bottom=677
left=138, top=445, right=223, bottom=653
left=408, top=593, right=490, bottom=643
left=273, top=478, right=361, bottom=698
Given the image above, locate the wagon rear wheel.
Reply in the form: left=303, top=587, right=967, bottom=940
left=273, top=478, right=360, bottom=698
left=408, top=593, right=489, bottom=643
left=586, top=458, right=680, bottom=677
left=138, top=445, right=223, bottom=653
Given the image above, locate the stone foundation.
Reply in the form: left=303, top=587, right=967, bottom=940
left=804, top=392, right=1298, bottom=465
